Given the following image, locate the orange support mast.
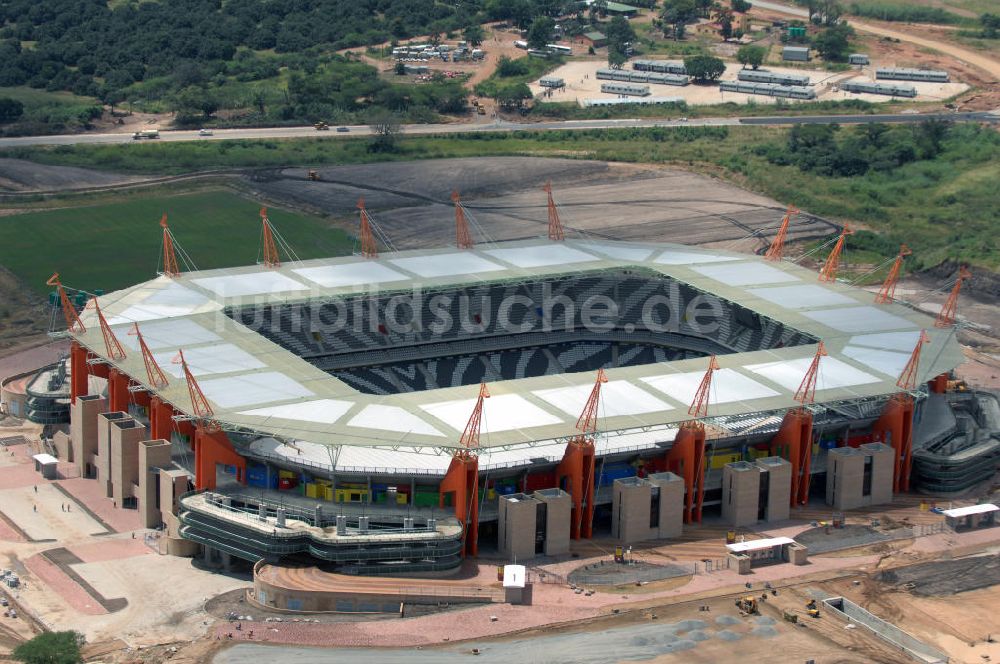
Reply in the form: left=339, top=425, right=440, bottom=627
left=542, top=181, right=565, bottom=242
left=781, top=342, right=826, bottom=506
left=440, top=382, right=489, bottom=556
left=129, top=323, right=168, bottom=389
left=46, top=273, right=85, bottom=334
left=558, top=368, right=607, bottom=539
left=873, top=331, right=929, bottom=492
left=764, top=205, right=798, bottom=261
left=818, top=225, right=853, bottom=282
left=89, top=298, right=126, bottom=361
left=794, top=340, right=827, bottom=405
left=357, top=197, right=378, bottom=258
left=935, top=266, right=971, bottom=328
left=665, top=355, right=719, bottom=523
left=172, top=350, right=218, bottom=432
left=160, top=214, right=180, bottom=277
left=260, top=207, right=281, bottom=268
left=452, top=190, right=474, bottom=249
left=875, top=244, right=911, bottom=304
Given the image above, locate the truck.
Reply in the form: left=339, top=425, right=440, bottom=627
left=131, top=129, right=159, bottom=140
left=314, top=122, right=329, bottom=131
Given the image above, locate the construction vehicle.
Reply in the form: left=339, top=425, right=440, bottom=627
left=307, top=170, right=320, bottom=181
left=314, top=122, right=329, bottom=131
left=735, top=596, right=758, bottom=615
left=805, top=599, right=821, bottom=618
left=783, top=610, right=798, bottom=624
left=131, top=129, right=159, bottom=140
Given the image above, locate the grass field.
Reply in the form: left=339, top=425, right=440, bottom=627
left=0, top=189, right=353, bottom=294
left=3, top=122, right=997, bottom=271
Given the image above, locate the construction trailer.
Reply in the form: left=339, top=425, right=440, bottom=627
left=597, top=68, right=689, bottom=86
left=582, top=96, right=684, bottom=107
left=783, top=46, right=810, bottom=62
left=719, top=80, right=816, bottom=99
left=941, top=503, right=998, bottom=532
left=737, top=69, right=810, bottom=87
left=876, top=67, right=949, bottom=82
left=539, top=76, right=565, bottom=89
left=842, top=80, right=917, bottom=98
left=631, top=59, right=687, bottom=75
left=600, top=82, right=651, bottom=97
left=849, top=53, right=870, bottom=65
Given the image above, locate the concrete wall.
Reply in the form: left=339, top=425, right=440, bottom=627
left=722, top=462, right=760, bottom=527
left=70, top=395, right=106, bottom=478
left=96, top=411, right=128, bottom=497
left=534, top=489, right=570, bottom=556
left=861, top=443, right=893, bottom=506
left=612, top=478, right=653, bottom=544
left=755, top=457, right=791, bottom=522
left=109, top=418, right=146, bottom=507
left=52, top=430, right=72, bottom=463
left=138, top=439, right=171, bottom=528
left=647, top=471, right=683, bottom=539
left=827, top=447, right=865, bottom=510
left=498, top=493, right=538, bottom=562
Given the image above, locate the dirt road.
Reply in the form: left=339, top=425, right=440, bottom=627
left=751, top=0, right=1000, bottom=80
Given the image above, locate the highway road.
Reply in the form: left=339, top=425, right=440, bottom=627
left=0, top=112, right=995, bottom=149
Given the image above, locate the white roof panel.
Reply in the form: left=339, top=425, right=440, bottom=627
left=118, top=318, right=221, bottom=351
left=692, top=263, right=799, bottom=286
left=483, top=244, right=597, bottom=268
left=503, top=564, right=526, bottom=588
left=192, top=272, right=309, bottom=297
left=533, top=380, right=675, bottom=418
left=237, top=398, right=354, bottom=425
left=583, top=243, right=655, bottom=261
left=389, top=253, right=506, bottom=278
left=421, top=393, right=563, bottom=434
left=941, top=503, right=998, bottom=518
left=746, top=356, right=881, bottom=391
left=748, top=284, right=856, bottom=309
left=479, top=440, right=567, bottom=469
left=154, top=344, right=266, bottom=378
left=655, top=250, right=741, bottom=265
left=347, top=404, right=445, bottom=437
left=841, top=345, right=911, bottom=380
left=104, top=282, right=212, bottom=325
left=727, top=536, right=795, bottom=553
left=198, top=372, right=314, bottom=409
left=803, top=306, right=915, bottom=333
left=291, top=262, right=408, bottom=288
left=848, top=330, right=923, bottom=351
left=641, top=368, right=780, bottom=405
left=336, top=446, right=452, bottom=473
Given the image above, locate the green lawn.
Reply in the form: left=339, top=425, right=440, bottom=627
left=0, top=189, right=353, bottom=294
left=0, top=86, right=98, bottom=107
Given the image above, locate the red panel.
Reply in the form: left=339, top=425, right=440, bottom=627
left=557, top=439, right=596, bottom=538
left=524, top=471, right=556, bottom=493
left=195, top=429, right=246, bottom=491
left=439, top=456, right=479, bottom=557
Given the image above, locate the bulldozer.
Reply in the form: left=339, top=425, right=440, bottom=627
left=735, top=596, right=758, bottom=615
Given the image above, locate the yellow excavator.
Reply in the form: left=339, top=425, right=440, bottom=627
left=806, top=599, right=821, bottom=618
left=735, top=596, right=758, bottom=615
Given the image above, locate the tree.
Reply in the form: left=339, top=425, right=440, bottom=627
left=527, top=17, right=555, bottom=50
left=394, top=61, right=407, bottom=75
left=812, top=22, right=853, bottom=61
left=608, top=47, right=627, bottom=69
left=684, top=54, right=726, bottom=82
left=496, top=82, right=532, bottom=109
left=368, top=109, right=401, bottom=152
left=737, top=44, right=766, bottom=69
left=980, top=13, right=1000, bottom=38
left=12, top=631, right=82, bottom=664
left=732, top=0, right=752, bottom=11
left=606, top=15, right=636, bottom=54
left=719, top=13, right=733, bottom=39
left=661, top=0, right=697, bottom=40
left=463, top=25, right=486, bottom=47
left=0, top=97, right=24, bottom=123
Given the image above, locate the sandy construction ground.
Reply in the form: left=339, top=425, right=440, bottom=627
left=529, top=60, right=969, bottom=106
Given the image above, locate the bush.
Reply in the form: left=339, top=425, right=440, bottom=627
left=12, top=631, right=82, bottom=664
left=848, top=3, right=964, bottom=25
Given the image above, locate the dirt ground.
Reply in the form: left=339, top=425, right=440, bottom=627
left=254, top=157, right=835, bottom=251
left=529, top=59, right=969, bottom=106
left=0, top=159, right=151, bottom=193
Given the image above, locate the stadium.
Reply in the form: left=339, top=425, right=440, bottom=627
left=52, top=217, right=993, bottom=577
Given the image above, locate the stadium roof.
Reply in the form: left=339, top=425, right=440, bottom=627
left=73, top=238, right=963, bottom=456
